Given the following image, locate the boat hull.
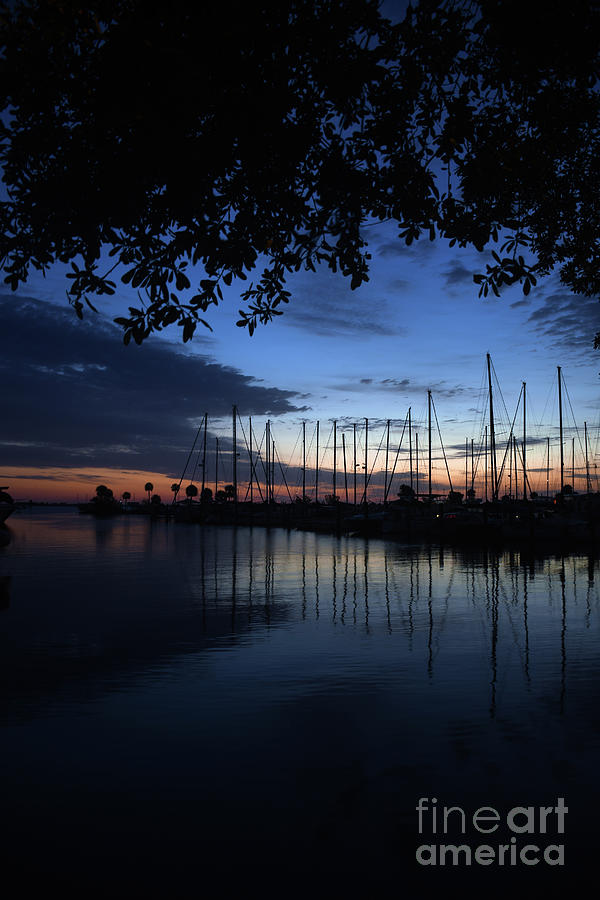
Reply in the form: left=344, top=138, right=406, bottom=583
left=0, top=504, right=15, bottom=524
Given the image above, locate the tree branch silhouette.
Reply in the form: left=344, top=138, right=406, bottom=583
left=1, top=0, right=598, bottom=345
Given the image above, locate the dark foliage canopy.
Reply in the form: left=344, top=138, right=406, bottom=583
left=1, top=0, right=599, bottom=345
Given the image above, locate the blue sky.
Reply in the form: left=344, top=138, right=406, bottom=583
left=2, top=218, right=599, bottom=501
left=1, top=0, right=598, bottom=501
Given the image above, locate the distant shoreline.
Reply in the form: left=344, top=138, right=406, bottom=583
left=13, top=501, right=77, bottom=508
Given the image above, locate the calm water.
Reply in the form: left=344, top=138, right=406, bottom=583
left=1, top=509, right=599, bottom=894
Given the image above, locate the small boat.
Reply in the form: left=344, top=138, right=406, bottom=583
left=0, top=487, right=15, bottom=524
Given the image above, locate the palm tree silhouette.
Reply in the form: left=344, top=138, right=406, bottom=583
left=185, top=484, right=198, bottom=502
left=144, top=482, right=153, bottom=502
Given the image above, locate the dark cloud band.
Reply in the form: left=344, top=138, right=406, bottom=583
left=0, top=294, right=304, bottom=471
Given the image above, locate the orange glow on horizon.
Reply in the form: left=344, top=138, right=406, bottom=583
left=1, top=459, right=589, bottom=505
left=1, top=467, right=185, bottom=504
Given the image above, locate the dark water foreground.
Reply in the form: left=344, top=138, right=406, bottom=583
left=1, top=509, right=599, bottom=896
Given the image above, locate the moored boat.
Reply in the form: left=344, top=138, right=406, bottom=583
left=0, top=487, right=15, bottom=524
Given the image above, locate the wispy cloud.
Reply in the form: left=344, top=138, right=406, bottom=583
left=331, top=375, right=469, bottom=399
left=280, top=272, right=405, bottom=338
left=509, top=298, right=532, bottom=309
left=387, top=278, right=411, bottom=290
left=441, top=261, right=474, bottom=288
left=525, top=289, right=600, bottom=355
left=377, top=241, right=406, bottom=258
left=376, top=236, right=437, bottom=265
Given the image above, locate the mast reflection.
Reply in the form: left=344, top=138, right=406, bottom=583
left=178, top=529, right=599, bottom=719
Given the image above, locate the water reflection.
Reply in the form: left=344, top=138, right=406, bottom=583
left=1, top=511, right=599, bottom=892
left=2, top=511, right=598, bottom=720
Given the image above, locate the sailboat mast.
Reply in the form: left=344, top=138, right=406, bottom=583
left=266, top=421, right=270, bottom=502
left=558, top=366, right=564, bottom=492
left=523, top=382, right=527, bottom=500
left=487, top=353, right=497, bottom=500
left=546, top=436, right=550, bottom=497
left=465, top=437, right=468, bottom=499
left=415, top=432, right=419, bottom=498
left=316, top=420, right=320, bottom=504
left=233, top=404, right=237, bottom=504
left=572, top=437, right=575, bottom=489
left=471, top=438, right=474, bottom=496
left=408, top=408, right=413, bottom=490
left=302, top=422, right=306, bottom=501
left=508, top=432, right=513, bottom=498
left=385, top=419, right=390, bottom=505
left=215, top=437, right=219, bottom=496
left=333, top=420, right=337, bottom=501
left=249, top=417, right=253, bottom=504
left=484, top=425, right=488, bottom=502
left=201, top=412, right=207, bottom=498
left=364, top=417, right=368, bottom=504
left=353, top=423, right=357, bottom=506
left=272, top=439, right=275, bottom=503
left=428, top=390, right=432, bottom=502
left=585, top=422, right=591, bottom=492
left=342, top=433, right=348, bottom=503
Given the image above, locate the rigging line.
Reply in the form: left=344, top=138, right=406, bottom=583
left=268, top=422, right=296, bottom=500
left=318, top=422, right=335, bottom=476
left=538, top=374, right=557, bottom=438
left=250, top=427, right=266, bottom=502
left=237, top=413, right=264, bottom=502
left=366, top=422, right=388, bottom=491
left=470, top=440, right=483, bottom=487
left=431, top=394, right=454, bottom=493
left=472, top=360, right=489, bottom=458
left=190, top=448, right=201, bottom=485
left=593, top=415, right=600, bottom=457
left=304, top=423, right=317, bottom=494
left=496, top=384, right=524, bottom=492
left=253, top=422, right=266, bottom=457
left=510, top=435, right=535, bottom=496
left=253, top=423, right=270, bottom=488
left=562, top=373, right=587, bottom=462
left=287, top=423, right=304, bottom=493
left=236, top=412, right=249, bottom=452
left=471, top=386, right=491, bottom=486
left=244, top=420, right=266, bottom=497
left=274, top=443, right=294, bottom=502
left=385, top=412, right=409, bottom=501
left=518, top=389, right=542, bottom=494
left=353, top=424, right=365, bottom=467
left=176, top=418, right=204, bottom=497
left=288, top=423, right=302, bottom=474
left=489, top=354, right=517, bottom=438
left=266, top=423, right=285, bottom=500
left=298, top=425, right=317, bottom=469
left=290, top=422, right=306, bottom=491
